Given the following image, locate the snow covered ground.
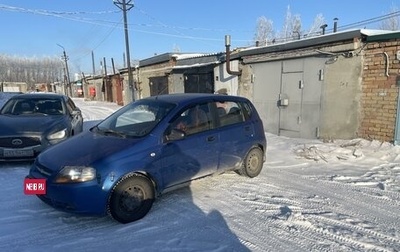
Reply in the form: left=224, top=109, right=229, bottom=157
left=0, top=98, right=399, bottom=252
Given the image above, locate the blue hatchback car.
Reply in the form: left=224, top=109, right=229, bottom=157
left=27, top=93, right=267, bottom=223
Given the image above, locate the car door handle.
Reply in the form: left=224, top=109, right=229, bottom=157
left=207, top=136, right=216, bottom=142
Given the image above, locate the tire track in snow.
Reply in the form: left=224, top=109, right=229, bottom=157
left=189, top=167, right=400, bottom=251
left=265, top=170, right=400, bottom=251
left=225, top=178, right=362, bottom=251
left=190, top=173, right=335, bottom=252
left=189, top=174, right=280, bottom=252
left=296, top=172, right=400, bottom=226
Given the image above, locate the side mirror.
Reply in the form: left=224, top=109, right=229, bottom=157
left=71, top=109, right=81, bottom=116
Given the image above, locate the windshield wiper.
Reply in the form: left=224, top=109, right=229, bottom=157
left=97, top=128, right=127, bottom=138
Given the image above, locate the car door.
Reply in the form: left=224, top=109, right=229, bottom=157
left=216, top=100, right=255, bottom=172
left=158, top=102, right=219, bottom=189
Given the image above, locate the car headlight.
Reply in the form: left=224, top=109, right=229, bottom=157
left=55, top=166, right=96, bottom=183
left=48, top=128, right=67, bottom=140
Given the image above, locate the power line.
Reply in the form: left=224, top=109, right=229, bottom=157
left=2, top=3, right=400, bottom=38
left=328, top=11, right=400, bottom=31
left=2, top=3, right=400, bottom=62
left=0, top=4, right=119, bottom=15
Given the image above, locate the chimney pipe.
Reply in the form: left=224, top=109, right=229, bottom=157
left=225, top=35, right=241, bottom=76
left=333, top=18, right=338, bottom=33
left=320, top=24, right=328, bottom=35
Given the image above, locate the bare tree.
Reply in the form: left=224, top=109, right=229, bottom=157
left=306, top=13, right=325, bottom=37
left=379, top=5, right=400, bottom=30
left=172, top=44, right=181, bottom=53
left=254, top=5, right=326, bottom=45
left=292, top=14, right=302, bottom=40
left=254, top=16, right=274, bottom=46
left=280, top=5, right=293, bottom=40
left=277, top=6, right=302, bottom=41
left=0, top=54, right=63, bottom=86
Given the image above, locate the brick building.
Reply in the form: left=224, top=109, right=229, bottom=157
left=360, top=34, right=400, bottom=142
left=231, top=29, right=400, bottom=143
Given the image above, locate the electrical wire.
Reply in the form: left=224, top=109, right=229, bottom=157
left=326, top=11, right=400, bottom=32
left=2, top=3, right=400, bottom=62
left=3, top=3, right=397, bottom=45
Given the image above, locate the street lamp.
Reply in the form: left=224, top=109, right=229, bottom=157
left=113, top=0, right=136, bottom=101
left=57, top=44, right=72, bottom=96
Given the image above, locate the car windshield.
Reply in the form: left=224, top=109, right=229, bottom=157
left=0, top=97, right=64, bottom=115
left=94, top=99, right=176, bottom=138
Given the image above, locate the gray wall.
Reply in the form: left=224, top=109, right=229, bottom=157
left=214, top=62, right=239, bottom=95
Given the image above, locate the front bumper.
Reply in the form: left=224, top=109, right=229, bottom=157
left=28, top=164, right=109, bottom=215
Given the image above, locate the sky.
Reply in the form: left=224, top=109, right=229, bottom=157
left=0, top=97, right=399, bottom=251
left=0, top=0, right=399, bottom=74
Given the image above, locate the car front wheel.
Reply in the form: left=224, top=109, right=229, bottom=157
left=108, top=174, right=155, bottom=224
left=236, top=147, right=264, bottom=178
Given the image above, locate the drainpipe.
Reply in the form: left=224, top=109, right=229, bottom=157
left=383, top=52, right=390, bottom=77
left=225, top=35, right=241, bottom=76
left=395, top=75, right=400, bottom=145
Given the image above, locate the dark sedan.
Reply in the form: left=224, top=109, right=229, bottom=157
left=0, top=93, right=83, bottom=161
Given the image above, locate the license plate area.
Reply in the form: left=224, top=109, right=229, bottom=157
left=3, top=149, right=34, bottom=157
left=24, top=178, right=47, bottom=195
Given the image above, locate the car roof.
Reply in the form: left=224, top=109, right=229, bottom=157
left=144, top=93, right=249, bottom=105
left=10, top=93, right=67, bottom=100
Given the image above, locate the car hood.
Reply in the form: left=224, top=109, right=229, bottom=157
left=0, top=114, right=65, bottom=134
left=37, top=130, right=143, bottom=172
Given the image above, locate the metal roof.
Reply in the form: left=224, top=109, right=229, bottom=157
left=363, top=30, right=400, bottom=42
left=232, top=29, right=400, bottom=59
left=116, top=29, right=400, bottom=72
left=139, top=53, right=210, bottom=67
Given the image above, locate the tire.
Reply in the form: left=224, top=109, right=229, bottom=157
left=236, top=147, right=264, bottom=178
left=108, top=174, right=155, bottom=224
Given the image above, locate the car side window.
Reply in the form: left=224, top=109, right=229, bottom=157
left=66, top=98, right=76, bottom=115
left=170, top=102, right=213, bottom=136
left=216, top=101, right=245, bottom=127
left=242, top=101, right=253, bottom=120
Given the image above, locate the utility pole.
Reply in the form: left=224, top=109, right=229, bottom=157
left=113, top=0, right=136, bottom=101
left=57, top=44, right=72, bottom=96
left=91, top=51, right=96, bottom=76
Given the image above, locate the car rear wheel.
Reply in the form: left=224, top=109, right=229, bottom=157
left=236, top=147, right=264, bottom=178
left=108, top=174, right=155, bottom=224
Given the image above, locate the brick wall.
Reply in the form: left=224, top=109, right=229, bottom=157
left=360, top=40, right=400, bottom=142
